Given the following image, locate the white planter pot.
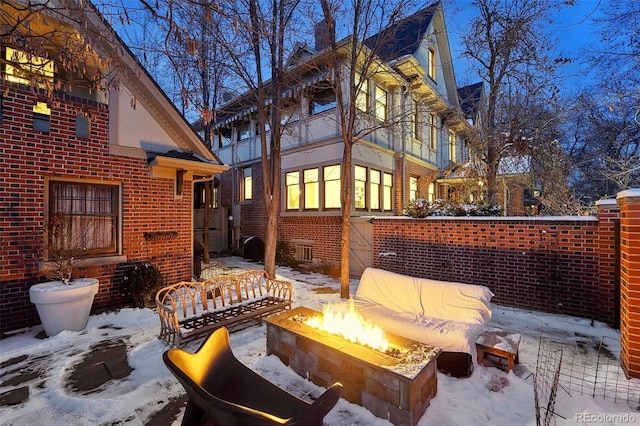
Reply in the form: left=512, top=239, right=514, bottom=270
left=29, top=278, right=99, bottom=336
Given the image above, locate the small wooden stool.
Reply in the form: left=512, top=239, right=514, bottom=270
left=476, top=330, right=521, bottom=372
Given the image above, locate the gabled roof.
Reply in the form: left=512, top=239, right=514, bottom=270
left=76, top=1, right=225, bottom=168
left=364, top=1, right=439, bottom=62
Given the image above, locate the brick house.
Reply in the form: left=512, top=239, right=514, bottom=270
left=209, top=1, right=472, bottom=270
left=0, top=2, right=228, bottom=334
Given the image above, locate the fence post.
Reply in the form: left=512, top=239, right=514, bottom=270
left=596, top=199, right=620, bottom=327
left=617, top=189, right=640, bottom=378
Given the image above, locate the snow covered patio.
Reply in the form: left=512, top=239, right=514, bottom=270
left=0, top=256, right=638, bottom=425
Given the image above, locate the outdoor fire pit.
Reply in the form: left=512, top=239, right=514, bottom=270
left=265, top=305, right=441, bottom=426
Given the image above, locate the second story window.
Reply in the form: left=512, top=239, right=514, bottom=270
left=238, top=122, right=252, bottom=141
left=241, top=167, right=252, bottom=201
left=449, top=131, right=457, bottom=162
left=430, top=113, right=437, bottom=150
left=375, top=85, right=387, bottom=121
left=356, top=75, right=368, bottom=112
left=75, top=113, right=90, bottom=139
left=413, top=100, right=421, bottom=140
left=309, top=87, right=336, bottom=115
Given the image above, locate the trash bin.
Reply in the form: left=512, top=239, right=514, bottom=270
left=242, top=236, right=264, bottom=261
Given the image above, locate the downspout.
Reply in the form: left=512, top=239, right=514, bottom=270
left=400, top=85, right=408, bottom=211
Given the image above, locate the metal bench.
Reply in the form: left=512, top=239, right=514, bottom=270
left=156, top=270, right=292, bottom=347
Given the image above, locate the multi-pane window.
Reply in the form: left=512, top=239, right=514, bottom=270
left=413, top=99, right=421, bottom=140
left=48, top=181, right=119, bottom=257
left=449, top=131, right=457, bottom=162
left=370, top=169, right=381, bottom=210
left=356, top=75, right=368, bottom=112
left=5, top=47, right=54, bottom=88
left=355, top=165, right=367, bottom=209
left=323, top=165, right=341, bottom=209
left=428, top=182, right=436, bottom=202
left=281, top=103, right=299, bottom=125
left=241, top=167, right=252, bottom=201
left=429, top=113, right=437, bottom=150
left=285, top=171, right=300, bottom=210
left=310, top=87, right=336, bottom=115
left=304, top=168, right=319, bottom=210
left=428, top=47, right=436, bottom=80
left=409, top=176, right=419, bottom=201
left=383, top=173, right=393, bottom=211
left=238, top=122, right=252, bottom=140
left=375, top=85, right=387, bottom=121
left=33, top=101, right=51, bottom=133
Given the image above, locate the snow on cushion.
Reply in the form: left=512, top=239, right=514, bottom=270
left=355, top=302, right=484, bottom=364
left=355, top=268, right=493, bottom=324
left=355, top=267, right=425, bottom=315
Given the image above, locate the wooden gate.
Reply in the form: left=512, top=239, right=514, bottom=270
left=349, top=217, right=373, bottom=277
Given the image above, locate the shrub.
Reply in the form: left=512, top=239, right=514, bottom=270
left=403, top=199, right=502, bottom=218
left=122, top=262, right=164, bottom=308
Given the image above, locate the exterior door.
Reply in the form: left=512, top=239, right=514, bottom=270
left=349, top=217, right=373, bottom=277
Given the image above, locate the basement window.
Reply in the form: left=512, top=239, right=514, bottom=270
left=292, top=239, right=313, bottom=262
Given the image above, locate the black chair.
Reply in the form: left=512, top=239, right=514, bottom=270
left=163, top=327, right=342, bottom=426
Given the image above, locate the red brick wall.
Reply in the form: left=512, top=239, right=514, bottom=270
left=371, top=216, right=611, bottom=324
left=618, top=191, right=640, bottom=378
left=279, top=216, right=342, bottom=262
left=0, top=84, right=193, bottom=334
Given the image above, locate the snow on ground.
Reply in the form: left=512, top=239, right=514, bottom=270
left=1, top=256, right=638, bottom=425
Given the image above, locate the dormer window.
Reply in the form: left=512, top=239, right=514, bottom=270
left=4, top=47, right=54, bottom=88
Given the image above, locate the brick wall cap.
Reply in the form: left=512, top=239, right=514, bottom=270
left=617, top=188, right=640, bottom=200
left=376, top=215, right=598, bottom=222
left=595, top=198, right=617, bottom=206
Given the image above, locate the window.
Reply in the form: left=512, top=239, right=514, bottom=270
left=323, top=165, right=341, bottom=209
left=428, top=182, right=435, bottom=202
left=238, top=122, right=252, bottom=140
left=409, top=176, right=419, bottom=201
left=413, top=100, right=421, bottom=140
left=449, top=131, right=457, bottom=162
left=48, top=181, right=119, bottom=256
left=281, top=103, right=299, bottom=125
left=383, top=172, right=393, bottom=211
left=75, top=113, right=89, bottom=138
left=356, top=75, right=368, bottom=112
left=310, top=87, right=336, bottom=115
left=355, top=165, right=367, bottom=209
left=429, top=113, right=437, bottom=150
left=304, top=168, right=319, bottom=210
left=375, top=85, right=387, bottom=121
left=241, top=167, right=252, bottom=201
left=285, top=171, right=300, bottom=210
left=293, top=239, right=313, bottom=262
left=5, top=47, right=54, bottom=88
left=33, top=101, right=50, bottom=133
left=370, top=169, right=381, bottom=210
left=217, top=129, right=233, bottom=147
left=428, top=47, right=436, bottom=80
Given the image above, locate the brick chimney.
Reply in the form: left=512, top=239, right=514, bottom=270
left=314, top=19, right=330, bottom=51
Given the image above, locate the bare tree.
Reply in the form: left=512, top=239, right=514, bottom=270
left=458, top=0, right=569, bottom=205
left=318, top=0, right=422, bottom=297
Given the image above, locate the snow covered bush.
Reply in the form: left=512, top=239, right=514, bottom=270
left=403, top=199, right=502, bottom=218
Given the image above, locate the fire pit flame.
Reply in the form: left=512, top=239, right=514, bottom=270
left=305, top=299, right=390, bottom=352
